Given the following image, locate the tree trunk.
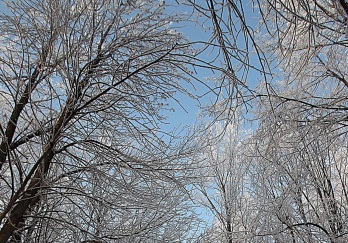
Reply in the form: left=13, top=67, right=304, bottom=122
left=0, top=145, right=54, bottom=242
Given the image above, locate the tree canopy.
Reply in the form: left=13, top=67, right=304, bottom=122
left=0, top=0, right=348, bottom=242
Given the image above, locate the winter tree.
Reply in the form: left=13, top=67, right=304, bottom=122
left=0, top=0, right=202, bottom=241
left=241, top=0, right=348, bottom=242
left=248, top=102, right=348, bottom=242
left=192, top=0, right=348, bottom=242
left=192, top=120, right=255, bottom=243
left=3, top=0, right=348, bottom=242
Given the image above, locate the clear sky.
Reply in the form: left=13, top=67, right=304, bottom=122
left=161, top=0, right=263, bottom=133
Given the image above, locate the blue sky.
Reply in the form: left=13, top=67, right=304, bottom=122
left=161, top=0, right=263, bottom=133
left=158, top=0, right=265, bottom=233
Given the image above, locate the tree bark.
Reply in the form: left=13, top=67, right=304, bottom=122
left=0, top=148, right=54, bottom=243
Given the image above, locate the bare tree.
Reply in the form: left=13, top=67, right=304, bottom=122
left=257, top=0, right=348, bottom=125
left=191, top=1, right=348, bottom=242
left=3, top=0, right=348, bottom=242
left=241, top=1, right=348, bottom=240
left=184, top=0, right=268, bottom=121
left=247, top=96, right=348, bottom=242
left=0, top=0, right=200, bottom=241
left=193, top=121, right=253, bottom=242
